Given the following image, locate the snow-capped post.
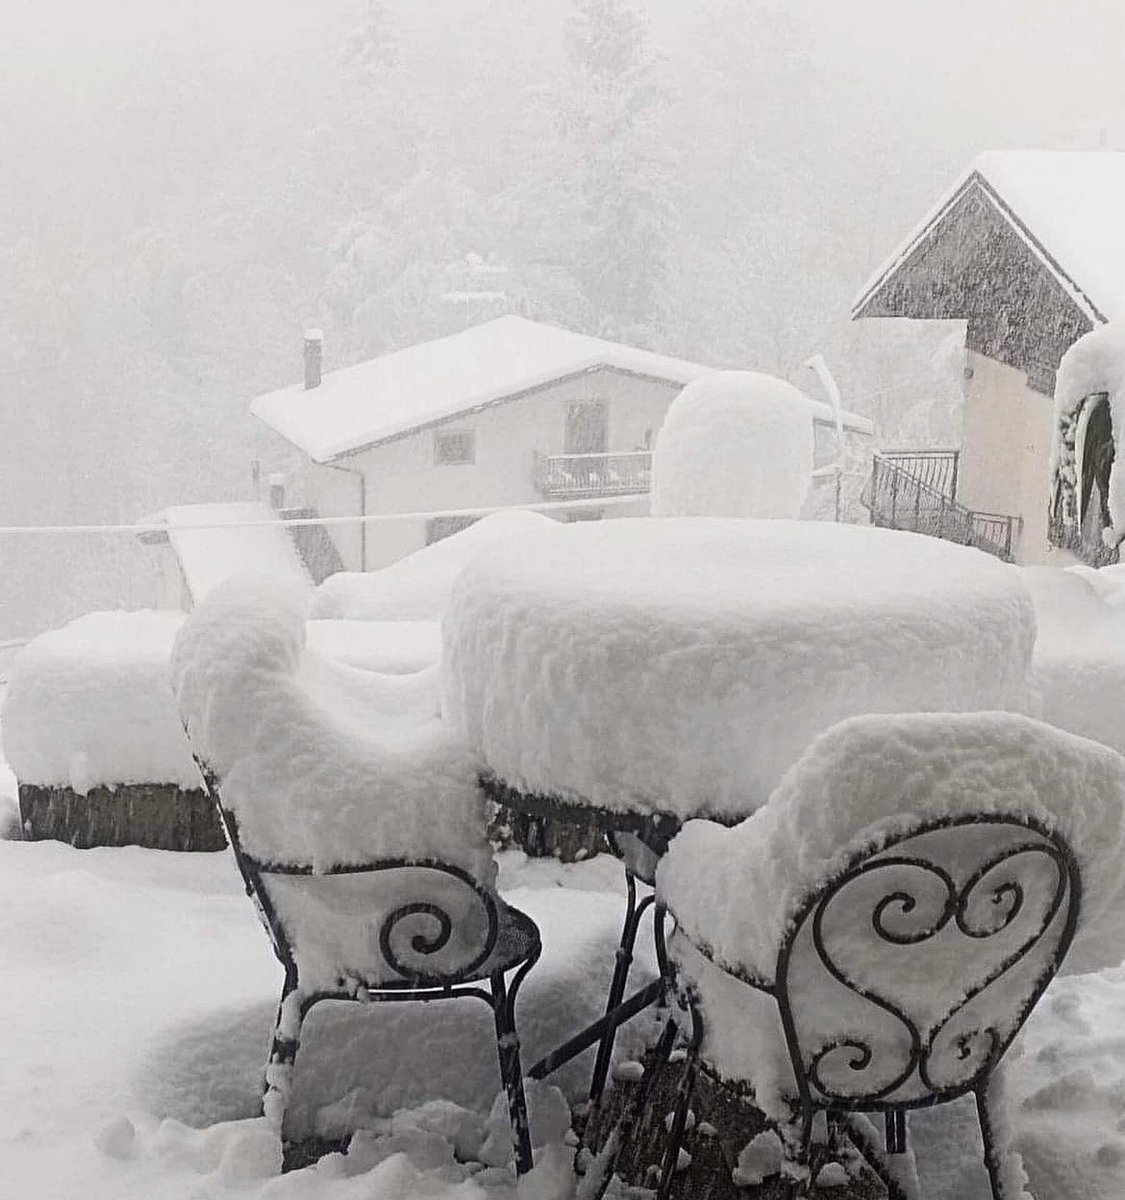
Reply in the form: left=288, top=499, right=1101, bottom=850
left=303, top=328, right=323, bottom=390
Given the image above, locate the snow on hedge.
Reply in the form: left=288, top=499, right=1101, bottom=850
left=658, top=711, right=1125, bottom=1121
left=444, top=518, right=1037, bottom=820
left=171, top=574, right=491, bottom=880
left=1, top=611, right=201, bottom=792
left=650, top=371, right=814, bottom=519
left=312, top=510, right=558, bottom=621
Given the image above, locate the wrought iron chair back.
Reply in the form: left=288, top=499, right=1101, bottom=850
left=195, top=759, right=541, bottom=1174
left=647, top=814, right=1080, bottom=1200
left=775, top=815, right=1079, bottom=1126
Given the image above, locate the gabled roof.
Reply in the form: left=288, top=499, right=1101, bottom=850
left=853, top=151, right=1125, bottom=324
left=251, top=315, right=870, bottom=463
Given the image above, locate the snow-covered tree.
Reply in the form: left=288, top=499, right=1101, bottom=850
left=553, top=0, right=675, bottom=342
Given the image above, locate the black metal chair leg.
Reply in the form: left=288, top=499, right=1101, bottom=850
left=589, top=871, right=655, bottom=1104
left=580, top=1017, right=679, bottom=1200
left=264, top=971, right=302, bottom=1130
left=490, top=970, right=535, bottom=1175
left=780, top=1101, right=815, bottom=1198
left=975, top=1085, right=1004, bottom=1200
left=885, top=1108, right=907, bottom=1155
left=654, top=1004, right=702, bottom=1200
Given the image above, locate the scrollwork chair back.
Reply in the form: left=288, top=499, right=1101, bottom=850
left=775, top=813, right=1079, bottom=1196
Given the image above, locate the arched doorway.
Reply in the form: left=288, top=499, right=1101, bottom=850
left=1077, top=393, right=1114, bottom=548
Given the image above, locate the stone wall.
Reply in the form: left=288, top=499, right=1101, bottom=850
left=18, top=782, right=226, bottom=852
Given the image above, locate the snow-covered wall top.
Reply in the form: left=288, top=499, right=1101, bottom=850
left=251, top=315, right=871, bottom=463
left=1, top=611, right=201, bottom=791
left=650, top=371, right=814, bottom=519
left=171, top=575, right=492, bottom=878
left=443, top=518, right=1037, bottom=821
left=164, top=502, right=311, bottom=604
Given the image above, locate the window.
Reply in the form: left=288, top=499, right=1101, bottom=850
left=426, top=515, right=479, bottom=545
left=434, top=428, right=475, bottom=465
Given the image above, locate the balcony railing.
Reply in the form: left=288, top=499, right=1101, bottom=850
left=532, top=450, right=652, bottom=500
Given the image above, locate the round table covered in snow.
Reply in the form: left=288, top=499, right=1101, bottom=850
left=442, top=517, right=1037, bottom=829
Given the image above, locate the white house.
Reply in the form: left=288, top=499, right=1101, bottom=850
left=250, top=316, right=873, bottom=571
left=853, top=150, right=1125, bottom=563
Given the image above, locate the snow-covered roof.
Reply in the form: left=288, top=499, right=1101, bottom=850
left=161, top=503, right=311, bottom=604
left=251, top=316, right=871, bottom=463
left=854, top=151, right=1125, bottom=324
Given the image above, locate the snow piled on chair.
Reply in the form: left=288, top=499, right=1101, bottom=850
left=660, top=711, right=1125, bottom=989
left=658, top=711, right=1125, bottom=1129
left=171, top=573, right=493, bottom=882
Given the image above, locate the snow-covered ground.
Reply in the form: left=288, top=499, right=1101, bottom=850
left=0, top=831, right=645, bottom=1200
left=10, top=548, right=1125, bottom=1199
left=3, top=829, right=1125, bottom=1200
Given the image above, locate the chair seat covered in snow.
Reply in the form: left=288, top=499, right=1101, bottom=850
left=650, top=711, right=1125, bottom=1200
left=170, top=575, right=541, bottom=1174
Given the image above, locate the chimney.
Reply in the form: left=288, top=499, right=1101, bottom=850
left=303, top=328, right=323, bottom=390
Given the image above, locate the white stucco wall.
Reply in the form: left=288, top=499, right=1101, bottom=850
left=300, top=368, right=680, bottom=569
left=959, top=350, right=1054, bottom=563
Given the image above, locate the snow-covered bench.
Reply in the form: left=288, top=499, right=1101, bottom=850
left=171, top=575, right=542, bottom=1172
left=651, top=712, right=1125, bottom=1200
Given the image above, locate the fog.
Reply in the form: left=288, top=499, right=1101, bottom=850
left=3, top=0, right=1124, bottom=637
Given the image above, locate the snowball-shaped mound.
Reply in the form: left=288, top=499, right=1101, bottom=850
left=312, top=510, right=559, bottom=622
left=171, top=574, right=492, bottom=880
left=443, top=518, right=1036, bottom=821
left=651, top=370, right=815, bottom=519
left=659, top=711, right=1125, bottom=987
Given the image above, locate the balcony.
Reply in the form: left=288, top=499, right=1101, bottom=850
left=532, top=450, right=653, bottom=501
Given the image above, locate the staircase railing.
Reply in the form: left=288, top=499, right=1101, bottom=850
left=864, top=454, right=1021, bottom=562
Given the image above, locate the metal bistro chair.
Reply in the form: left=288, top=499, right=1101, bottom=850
left=643, top=712, right=1125, bottom=1200
left=196, top=763, right=541, bottom=1172
left=657, top=814, right=1078, bottom=1200
left=172, top=577, right=542, bottom=1173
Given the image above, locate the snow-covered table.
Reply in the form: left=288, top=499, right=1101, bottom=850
left=443, top=517, right=1037, bottom=829
left=444, top=516, right=1038, bottom=1114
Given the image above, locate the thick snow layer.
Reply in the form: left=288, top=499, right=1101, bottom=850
left=312, top=511, right=558, bottom=622
left=0, top=607, right=441, bottom=795
left=164, top=502, right=311, bottom=603
left=306, top=619, right=441, bottom=674
left=1051, top=323, right=1125, bottom=544
left=659, top=711, right=1125, bottom=986
left=1022, top=564, right=1125, bottom=758
left=444, top=518, right=1036, bottom=820
left=1, top=610, right=201, bottom=791
left=658, top=711, right=1125, bottom=1124
left=251, top=315, right=870, bottom=464
left=650, top=371, right=814, bottom=519
left=171, top=574, right=491, bottom=881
